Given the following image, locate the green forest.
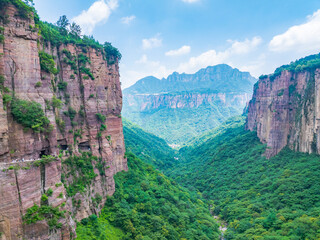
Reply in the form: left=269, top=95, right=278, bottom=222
left=76, top=153, right=219, bottom=240
left=13, top=113, right=320, bottom=240
left=168, top=123, right=320, bottom=239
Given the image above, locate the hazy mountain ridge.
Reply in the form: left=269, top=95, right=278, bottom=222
left=124, top=64, right=256, bottom=95
left=123, top=64, right=256, bottom=144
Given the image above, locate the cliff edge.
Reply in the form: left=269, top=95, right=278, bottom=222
left=0, top=2, right=127, bottom=239
left=246, top=54, right=320, bottom=158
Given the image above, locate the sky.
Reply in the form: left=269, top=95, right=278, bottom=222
left=33, top=0, right=320, bottom=89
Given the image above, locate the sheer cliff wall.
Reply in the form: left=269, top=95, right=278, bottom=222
left=246, top=69, right=320, bottom=158
left=0, top=5, right=127, bottom=240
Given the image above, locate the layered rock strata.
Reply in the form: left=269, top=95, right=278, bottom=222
left=0, top=4, right=127, bottom=240
left=246, top=69, right=320, bottom=158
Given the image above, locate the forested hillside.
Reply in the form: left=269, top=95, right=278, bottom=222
left=77, top=153, right=220, bottom=240
left=167, top=123, right=320, bottom=239
left=122, top=119, right=178, bottom=170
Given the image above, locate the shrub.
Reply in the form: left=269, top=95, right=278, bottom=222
left=62, top=152, right=98, bottom=197
left=39, top=51, right=58, bottom=75
left=41, top=194, right=48, bottom=204
left=100, top=124, right=106, bottom=131
left=23, top=203, right=65, bottom=230
left=11, top=97, right=51, bottom=133
left=67, top=106, right=77, bottom=120
left=57, top=81, right=68, bottom=91
left=2, top=93, right=12, bottom=106
left=96, top=113, right=106, bottom=123
left=55, top=117, right=65, bottom=133
left=35, top=81, right=42, bottom=88
left=51, top=95, right=62, bottom=109
left=46, top=188, right=53, bottom=197
left=104, top=42, right=122, bottom=61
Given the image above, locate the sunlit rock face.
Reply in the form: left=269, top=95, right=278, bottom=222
left=0, top=4, right=127, bottom=240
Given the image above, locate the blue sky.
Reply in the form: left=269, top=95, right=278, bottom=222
left=33, top=0, right=320, bottom=88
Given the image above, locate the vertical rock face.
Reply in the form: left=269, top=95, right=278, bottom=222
left=0, top=4, right=127, bottom=240
left=246, top=69, right=320, bottom=158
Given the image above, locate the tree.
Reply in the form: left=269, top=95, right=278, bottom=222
left=56, top=15, right=69, bottom=35
left=70, top=22, right=81, bottom=38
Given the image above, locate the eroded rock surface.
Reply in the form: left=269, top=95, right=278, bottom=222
left=246, top=69, right=320, bottom=158
left=0, top=4, right=127, bottom=240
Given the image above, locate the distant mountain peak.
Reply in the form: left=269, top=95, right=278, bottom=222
left=124, top=64, right=256, bottom=95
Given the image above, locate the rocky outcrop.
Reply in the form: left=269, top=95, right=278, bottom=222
left=246, top=69, right=320, bottom=158
left=0, top=4, right=126, bottom=240
left=124, top=92, right=251, bottom=112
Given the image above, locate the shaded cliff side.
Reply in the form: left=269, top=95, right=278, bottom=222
left=246, top=53, right=320, bottom=158
left=0, top=3, right=126, bottom=240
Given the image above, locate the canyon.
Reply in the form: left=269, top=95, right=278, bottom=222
left=123, top=65, right=256, bottom=144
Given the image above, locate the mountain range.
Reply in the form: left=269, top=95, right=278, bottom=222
left=123, top=64, right=256, bottom=145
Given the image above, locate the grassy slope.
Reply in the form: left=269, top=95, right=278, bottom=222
left=167, top=125, right=320, bottom=239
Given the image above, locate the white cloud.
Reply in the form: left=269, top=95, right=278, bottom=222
left=142, top=35, right=162, bottom=50
left=269, top=9, right=320, bottom=52
left=121, top=15, right=136, bottom=24
left=165, top=45, right=191, bottom=56
left=177, top=37, right=262, bottom=73
left=182, top=0, right=200, bottom=3
left=73, top=0, right=118, bottom=34
left=228, top=37, right=262, bottom=54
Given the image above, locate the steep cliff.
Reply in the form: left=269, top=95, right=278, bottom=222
left=246, top=53, right=320, bottom=158
left=123, top=65, right=255, bottom=145
left=0, top=2, right=126, bottom=240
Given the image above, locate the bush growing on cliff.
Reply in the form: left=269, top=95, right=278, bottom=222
left=0, top=0, right=34, bottom=19
left=62, top=152, right=98, bottom=197
left=23, top=204, right=65, bottom=230
left=39, top=51, right=58, bottom=75
left=96, top=113, right=106, bottom=123
left=104, top=42, right=122, bottom=62
left=57, top=81, right=68, bottom=91
left=11, top=97, right=52, bottom=133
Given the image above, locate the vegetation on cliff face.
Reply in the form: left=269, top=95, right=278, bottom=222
left=77, top=153, right=220, bottom=240
left=165, top=122, right=320, bottom=239
left=260, top=52, right=320, bottom=80
left=11, top=98, right=52, bottom=133
left=0, top=0, right=121, bottom=61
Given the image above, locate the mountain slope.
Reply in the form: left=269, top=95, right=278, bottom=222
left=166, top=123, right=320, bottom=239
left=123, top=64, right=256, bottom=145
left=76, top=153, right=220, bottom=240
left=123, top=118, right=178, bottom=170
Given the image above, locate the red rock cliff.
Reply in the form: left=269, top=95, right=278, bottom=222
left=246, top=68, right=320, bottom=158
left=0, top=4, right=127, bottom=240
